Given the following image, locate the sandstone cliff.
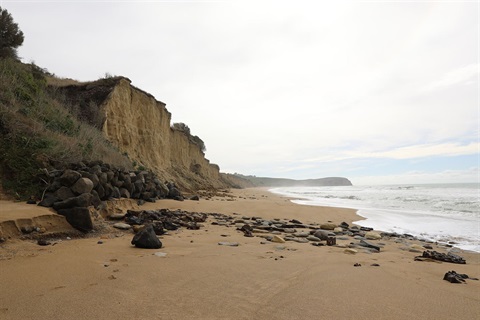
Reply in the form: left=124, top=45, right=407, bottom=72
left=57, top=77, right=229, bottom=191
left=100, top=78, right=228, bottom=191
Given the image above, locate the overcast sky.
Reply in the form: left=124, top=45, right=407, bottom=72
left=3, top=0, right=478, bottom=185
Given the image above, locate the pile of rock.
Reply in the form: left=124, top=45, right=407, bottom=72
left=208, top=215, right=384, bottom=251
left=35, top=161, right=185, bottom=232
left=108, top=209, right=208, bottom=249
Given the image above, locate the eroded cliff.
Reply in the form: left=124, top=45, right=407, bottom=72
left=100, top=78, right=227, bottom=191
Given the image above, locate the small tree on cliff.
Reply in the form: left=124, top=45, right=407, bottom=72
left=0, top=6, right=24, bottom=59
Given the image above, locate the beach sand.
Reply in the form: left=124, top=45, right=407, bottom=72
left=0, top=188, right=479, bottom=320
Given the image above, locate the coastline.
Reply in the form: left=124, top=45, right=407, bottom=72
left=0, top=188, right=479, bottom=320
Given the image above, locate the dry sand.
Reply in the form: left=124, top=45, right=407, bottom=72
left=0, top=188, right=479, bottom=320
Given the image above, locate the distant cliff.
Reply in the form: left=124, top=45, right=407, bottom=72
left=227, top=175, right=352, bottom=187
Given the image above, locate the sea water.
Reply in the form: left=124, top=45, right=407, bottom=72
left=270, top=184, right=480, bottom=252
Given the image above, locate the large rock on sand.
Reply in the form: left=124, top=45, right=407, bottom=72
left=131, top=225, right=162, bottom=249
left=57, top=207, right=93, bottom=232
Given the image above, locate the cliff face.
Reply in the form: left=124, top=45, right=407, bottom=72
left=100, top=78, right=227, bottom=191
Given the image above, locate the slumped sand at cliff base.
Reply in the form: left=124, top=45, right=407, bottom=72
left=0, top=188, right=479, bottom=320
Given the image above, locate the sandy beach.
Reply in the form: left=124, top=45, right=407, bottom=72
left=0, top=188, right=479, bottom=320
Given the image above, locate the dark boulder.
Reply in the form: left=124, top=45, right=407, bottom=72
left=421, top=250, right=466, bottom=264
left=339, top=222, right=349, bottom=229
left=57, top=207, right=93, bottom=232
left=131, top=225, right=162, bottom=249
left=359, top=239, right=381, bottom=252
left=59, top=169, right=82, bottom=187
left=71, top=177, right=94, bottom=195
left=167, top=182, right=183, bottom=200
left=119, top=188, right=130, bottom=198
left=53, top=193, right=92, bottom=210
left=90, top=190, right=102, bottom=208
left=95, top=183, right=106, bottom=200
left=55, top=186, right=75, bottom=201
left=313, top=230, right=336, bottom=246
left=38, top=193, right=58, bottom=207
left=112, top=186, right=121, bottom=199
left=443, top=271, right=469, bottom=283
left=152, top=221, right=165, bottom=235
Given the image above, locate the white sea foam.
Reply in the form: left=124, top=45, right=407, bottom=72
left=270, top=183, right=480, bottom=252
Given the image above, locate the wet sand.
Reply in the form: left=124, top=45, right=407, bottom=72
left=0, top=188, right=479, bottom=319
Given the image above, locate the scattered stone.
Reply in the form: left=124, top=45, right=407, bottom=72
left=311, top=242, right=325, bottom=247
left=344, top=248, right=358, bottom=254
left=365, top=231, right=382, bottom=240
left=154, top=252, right=168, bottom=257
left=443, top=270, right=470, bottom=283
left=292, top=238, right=309, bottom=243
left=360, top=226, right=373, bottom=231
left=97, top=240, right=104, bottom=244
left=419, top=250, right=466, bottom=264
left=218, top=242, right=239, bottom=247
left=320, top=223, right=337, bottom=230
left=271, top=235, right=286, bottom=243
left=36, top=227, right=47, bottom=233
left=333, top=227, right=344, bottom=234
left=359, top=239, right=381, bottom=252
left=108, top=213, right=126, bottom=220
left=37, top=239, right=51, bottom=246
left=313, top=230, right=336, bottom=246
left=131, top=225, right=162, bottom=249
left=371, top=263, right=380, bottom=267
left=354, top=263, right=361, bottom=267
left=293, top=231, right=309, bottom=238
left=239, top=224, right=253, bottom=237
left=20, top=226, right=34, bottom=234
left=339, top=222, right=349, bottom=228
left=113, top=223, right=131, bottom=230
left=306, top=235, right=321, bottom=242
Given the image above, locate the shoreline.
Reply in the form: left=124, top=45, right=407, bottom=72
left=1, top=188, right=479, bottom=320
left=268, top=185, right=480, bottom=254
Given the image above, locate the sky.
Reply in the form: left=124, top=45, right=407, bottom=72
left=2, top=0, right=478, bottom=185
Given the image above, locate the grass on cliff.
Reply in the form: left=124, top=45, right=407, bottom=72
left=0, top=58, right=132, bottom=199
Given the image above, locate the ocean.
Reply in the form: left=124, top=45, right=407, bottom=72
left=270, top=183, right=479, bottom=253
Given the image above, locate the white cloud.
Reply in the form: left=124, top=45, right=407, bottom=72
left=423, top=64, right=479, bottom=91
